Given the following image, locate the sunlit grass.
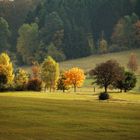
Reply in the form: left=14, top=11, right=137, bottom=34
left=60, top=49, right=140, bottom=72
left=0, top=93, right=140, bottom=140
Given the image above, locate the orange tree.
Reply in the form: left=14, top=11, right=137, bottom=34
left=64, top=67, right=85, bottom=92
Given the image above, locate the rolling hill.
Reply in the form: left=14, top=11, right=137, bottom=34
left=60, top=49, right=140, bottom=72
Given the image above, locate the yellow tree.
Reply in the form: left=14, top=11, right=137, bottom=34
left=0, top=53, right=14, bottom=85
left=64, top=67, right=85, bottom=92
left=41, top=56, right=59, bottom=92
left=15, top=68, right=29, bottom=88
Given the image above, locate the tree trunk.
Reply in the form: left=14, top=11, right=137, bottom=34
left=50, top=86, right=52, bottom=92
left=63, top=88, right=65, bottom=93
left=105, top=86, right=107, bottom=93
left=74, top=85, right=76, bottom=92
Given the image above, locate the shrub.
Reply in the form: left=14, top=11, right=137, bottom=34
left=99, top=92, right=110, bottom=100
left=27, top=78, right=42, bottom=91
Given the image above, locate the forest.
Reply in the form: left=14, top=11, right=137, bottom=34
left=0, top=0, right=140, bottom=65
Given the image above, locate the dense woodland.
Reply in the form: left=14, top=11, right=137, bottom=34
left=0, top=0, right=140, bottom=65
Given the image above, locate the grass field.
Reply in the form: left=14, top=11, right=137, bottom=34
left=1, top=49, right=140, bottom=140
left=60, top=49, right=140, bottom=72
left=0, top=92, right=140, bottom=140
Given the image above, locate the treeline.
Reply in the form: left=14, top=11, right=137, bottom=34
left=0, top=52, right=137, bottom=95
left=0, top=0, right=140, bottom=65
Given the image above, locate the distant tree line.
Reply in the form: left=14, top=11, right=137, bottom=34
left=0, top=0, right=140, bottom=65
left=0, top=52, right=137, bottom=94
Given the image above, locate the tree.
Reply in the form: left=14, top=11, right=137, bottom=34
left=41, top=11, right=64, bottom=48
left=0, top=53, right=14, bottom=85
left=57, top=72, right=69, bottom=92
left=15, top=68, right=29, bottom=90
left=111, top=13, right=139, bottom=51
left=31, top=61, right=41, bottom=79
left=47, top=43, right=66, bottom=62
left=115, top=71, right=137, bottom=92
left=64, top=67, right=85, bottom=92
left=127, top=53, right=138, bottom=72
left=27, top=78, right=42, bottom=91
left=0, top=73, right=7, bottom=91
left=41, top=56, right=59, bottom=92
left=0, top=17, right=11, bottom=52
left=99, top=38, right=108, bottom=54
left=134, top=20, right=140, bottom=48
left=90, top=60, right=124, bottom=93
left=16, top=23, right=39, bottom=65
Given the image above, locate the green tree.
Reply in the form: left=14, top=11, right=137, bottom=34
left=41, top=11, right=64, bottom=48
left=47, top=43, right=66, bottom=62
left=16, top=23, right=39, bottom=65
left=57, top=72, right=69, bottom=92
left=0, top=73, right=7, bottom=91
left=0, top=17, right=11, bottom=52
left=41, top=56, right=59, bottom=92
left=114, top=71, right=137, bottom=92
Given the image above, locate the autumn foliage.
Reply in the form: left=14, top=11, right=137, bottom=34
left=0, top=53, right=14, bottom=85
left=127, top=53, right=138, bottom=72
left=64, top=67, right=85, bottom=92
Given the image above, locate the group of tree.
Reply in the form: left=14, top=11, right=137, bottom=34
left=0, top=52, right=137, bottom=94
left=89, top=60, right=137, bottom=93
left=0, top=52, right=85, bottom=92
left=0, top=0, right=140, bottom=65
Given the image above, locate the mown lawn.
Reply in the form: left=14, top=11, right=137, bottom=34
left=0, top=92, right=140, bottom=140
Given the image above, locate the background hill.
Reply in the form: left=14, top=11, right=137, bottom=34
left=0, top=0, right=140, bottom=65
left=60, top=49, right=140, bottom=72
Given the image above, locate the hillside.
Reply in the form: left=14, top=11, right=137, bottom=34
left=0, top=0, right=140, bottom=65
left=60, top=49, right=140, bottom=72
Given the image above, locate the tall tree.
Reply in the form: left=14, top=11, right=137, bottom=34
left=41, top=56, right=59, bottom=92
left=127, top=53, right=138, bottom=72
left=16, top=23, right=39, bottom=65
left=0, top=52, right=14, bottom=84
left=0, top=17, right=11, bottom=52
left=134, top=20, right=140, bottom=48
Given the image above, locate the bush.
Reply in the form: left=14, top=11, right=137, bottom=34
left=27, top=78, right=42, bottom=91
left=99, top=92, right=110, bottom=100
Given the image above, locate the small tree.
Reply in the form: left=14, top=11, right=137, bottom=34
left=64, top=67, right=85, bottom=92
left=90, top=60, right=124, bottom=93
left=41, top=56, right=59, bottom=92
left=27, top=78, right=42, bottom=91
left=57, top=73, right=69, bottom=92
left=127, top=53, right=138, bottom=72
left=123, top=72, right=136, bottom=92
left=0, top=73, right=7, bottom=91
left=15, top=68, right=29, bottom=90
left=99, top=39, right=108, bottom=54
left=31, top=61, right=41, bottom=79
